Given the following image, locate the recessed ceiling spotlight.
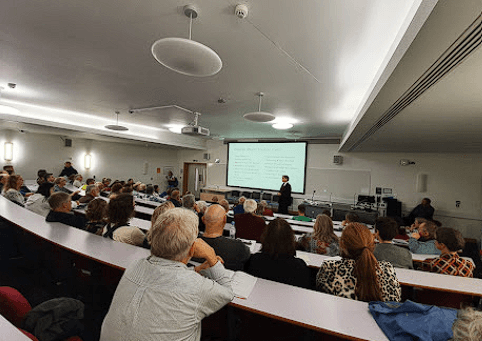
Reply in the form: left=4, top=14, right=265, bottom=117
left=217, top=98, right=226, bottom=104
left=105, top=111, right=129, bottom=131
left=272, top=122, right=294, bottom=130
left=151, top=5, right=222, bottom=77
left=243, top=92, right=276, bottom=122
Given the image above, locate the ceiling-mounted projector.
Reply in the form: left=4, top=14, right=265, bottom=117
left=182, top=125, right=210, bottom=136
left=182, top=111, right=210, bottom=137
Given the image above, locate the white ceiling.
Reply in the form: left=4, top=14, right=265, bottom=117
left=1, top=0, right=478, bottom=153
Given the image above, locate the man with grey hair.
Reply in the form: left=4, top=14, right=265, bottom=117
left=45, top=192, right=87, bottom=229
left=182, top=193, right=196, bottom=210
left=78, top=184, right=99, bottom=204
left=100, top=208, right=233, bottom=341
left=234, top=199, right=266, bottom=241
left=196, top=204, right=250, bottom=271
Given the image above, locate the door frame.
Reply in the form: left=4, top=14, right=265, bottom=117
left=182, top=162, right=207, bottom=196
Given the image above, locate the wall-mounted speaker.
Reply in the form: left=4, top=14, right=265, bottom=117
left=333, top=155, right=343, bottom=165
left=65, top=138, right=72, bottom=147
left=416, top=173, right=427, bottom=192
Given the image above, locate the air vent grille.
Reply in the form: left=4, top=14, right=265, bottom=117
left=349, top=12, right=482, bottom=151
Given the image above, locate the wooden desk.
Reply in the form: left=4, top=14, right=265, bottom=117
left=201, top=187, right=232, bottom=202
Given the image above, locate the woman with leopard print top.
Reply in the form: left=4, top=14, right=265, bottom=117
left=316, top=223, right=401, bottom=302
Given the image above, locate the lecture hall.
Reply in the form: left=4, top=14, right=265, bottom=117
left=1, top=0, right=482, bottom=340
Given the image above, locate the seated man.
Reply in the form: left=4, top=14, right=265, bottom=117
left=79, top=184, right=99, bottom=204
left=418, top=227, right=474, bottom=277
left=100, top=208, right=233, bottom=341
left=373, top=217, right=413, bottom=269
left=46, top=192, right=87, bottom=230
left=292, top=204, right=312, bottom=221
left=73, top=174, right=83, bottom=188
left=182, top=193, right=196, bottom=211
left=406, top=198, right=435, bottom=225
left=408, top=221, right=441, bottom=254
left=169, top=189, right=182, bottom=207
left=196, top=204, right=250, bottom=271
left=341, top=212, right=360, bottom=226
left=234, top=199, right=266, bottom=242
left=0, top=171, right=8, bottom=193
left=54, top=177, right=71, bottom=193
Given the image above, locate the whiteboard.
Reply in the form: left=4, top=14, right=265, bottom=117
left=306, top=168, right=371, bottom=201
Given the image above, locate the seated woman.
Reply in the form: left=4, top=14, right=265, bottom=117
left=85, top=198, right=108, bottom=235
left=316, top=223, right=401, bottom=302
left=297, top=214, right=339, bottom=256
left=25, top=182, right=55, bottom=217
left=2, top=174, right=25, bottom=206
left=418, top=227, right=474, bottom=277
left=103, top=194, right=145, bottom=246
left=408, top=221, right=441, bottom=254
left=109, top=183, right=123, bottom=199
left=256, top=200, right=274, bottom=217
left=246, top=218, right=311, bottom=289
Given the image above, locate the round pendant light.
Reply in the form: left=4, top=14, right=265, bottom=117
left=105, top=111, right=128, bottom=131
left=151, top=5, right=222, bottom=77
left=243, top=92, right=276, bottom=122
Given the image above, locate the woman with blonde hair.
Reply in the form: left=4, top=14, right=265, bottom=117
left=316, top=223, right=401, bottom=302
left=297, top=214, right=339, bottom=256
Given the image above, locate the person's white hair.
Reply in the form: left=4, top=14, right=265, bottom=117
left=149, top=208, right=198, bottom=261
left=182, top=194, right=196, bottom=209
left=452, top=307, right=482, bottom=341
left=243, top=199, right=257, bottom=214
left=196, top=200, right=208, bottom=214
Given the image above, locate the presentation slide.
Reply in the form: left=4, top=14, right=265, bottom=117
left=227, top=142, right=307, bottom=193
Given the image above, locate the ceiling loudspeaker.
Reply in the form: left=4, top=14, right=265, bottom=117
left=65, top=139, right=72, bottom=147
left=333, top=155, right=343, bottom=165
left=203, top=153, right=211, bottom=160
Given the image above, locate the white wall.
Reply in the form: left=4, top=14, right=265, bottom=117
left=0, top=130, right=179, bottom=187
left=192, top=141, right=482, bottom=239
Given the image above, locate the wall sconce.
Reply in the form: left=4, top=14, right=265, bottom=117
left=4, top=142, right=13, bottom=161
left=84, top=154, right=92, bottom=169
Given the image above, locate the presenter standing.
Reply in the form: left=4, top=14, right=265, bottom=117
left=277, top=175, right=292, bottom=214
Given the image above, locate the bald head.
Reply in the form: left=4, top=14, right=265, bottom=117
left=203, top=204, right=226, bottom=236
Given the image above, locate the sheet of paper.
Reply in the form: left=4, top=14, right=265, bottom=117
left=231, top=271, right=258, bottom=299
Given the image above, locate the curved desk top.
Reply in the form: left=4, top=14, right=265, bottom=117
left=0, top=315, right=31, bottom=341
left=0, top=196, right=387, bottom=341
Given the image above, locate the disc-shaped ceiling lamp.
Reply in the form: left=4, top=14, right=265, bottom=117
left=151, top=5, right=222, bottom=77
left=243, top=92, right=276, bottom=122
left=105, top=111, right=129, bottom=131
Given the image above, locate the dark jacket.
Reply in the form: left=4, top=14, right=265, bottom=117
left=195, top=236, right=251, bottom=271
left=59, top=166, right=78, bottom=177
left=234, top=213, right=266, bottom=242
left=278, top=183, right=292, bottom=205
left=169, top=198, right=182, bottom=207
left=46, top=211, right=87, bottom=230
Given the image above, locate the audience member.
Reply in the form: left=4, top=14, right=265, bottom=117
left=3, top=165, right=14, bottom=175
left=406, top=198, right=435, bottom=225
left=165, top=170, right=178, bottom=188
left=408, top=217, right=428, bottom=232
left=182, top=193, right=196, bottom=210
left=195, top=200, right=208, bottom=232
left=121, top=184, right=133, bottom=194
left=373, top=217, right=413, bottom=269
left=196, top=204, right=250, bottom=271
left=101, top=208, right=233, bottom=341
left=418, top=227, right=474, bottom=277
left=143, top=201, right=176, bottom=248
left=297, top=214, right=339, bottom=256
left=408, top=221, right=441, bottom=254
left=85, top=178, right=95, bottom=185
left=451, top=307, right=482, bottom=340
left=2, top=174, right=25, bottom=206
left=46, top=192, right=87, bottom=229
left=103, top=194, right=145, bottom=246
left=234, top=199, right=266, bottom=242
left=73, top=174, right=83, bottom=187
left=36, top=169, right=47, bottom=185
left=109, top=183, right=122, bottom=199
left=219, top=199, right=230, bottom=213
left=246, top=218, right=310, bottom=289
left=25, top=182, right=55, bottom=217
left=316, top=223, right=401, bottom=302
left=342, top=212, right=360, bottom=226
left=79, top=184, right=99, bottom=204
left=85, top=198, right=108, bottom=235
left=233, top=196, right=246, bottom=215
left=102, top=178, right=112, bottom=190
left=0, top=171, right=9, bottom=193
left=322, top=209, right=332, bottom=218
left=54, top=177, right=70, bottom=193
left=44, top=173, right=55, bottom=183
left=59, top=161, right=78, bottom=177
left=292, top=204, right=312, bottom=221
left=256, top=200, right=274, bottom=216
left=169, top=189, right=182, bottom=207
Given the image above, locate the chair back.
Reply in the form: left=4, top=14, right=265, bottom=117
left=0, top=286, right=32, bottom=328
